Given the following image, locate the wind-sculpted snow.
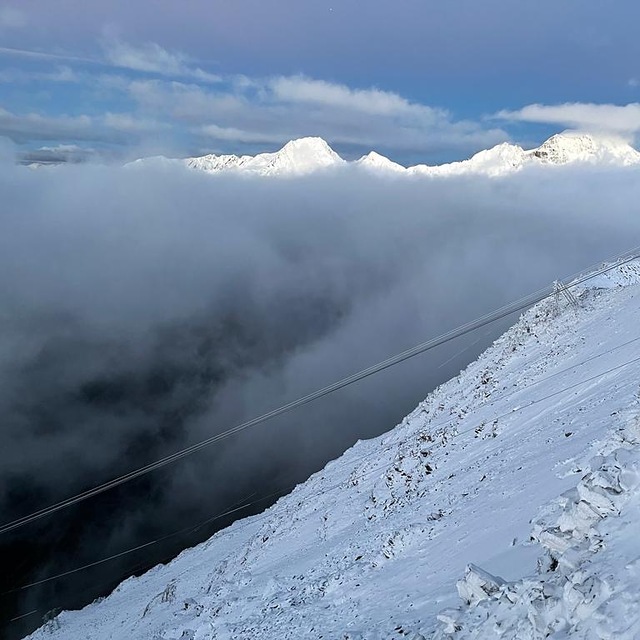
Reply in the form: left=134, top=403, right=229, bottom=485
left=434, top=414, right=640, bottom=639
left=26, top=262, right=640, bottom=639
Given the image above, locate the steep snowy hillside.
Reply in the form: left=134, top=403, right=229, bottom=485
left=26, top=260, right=640, bottom=639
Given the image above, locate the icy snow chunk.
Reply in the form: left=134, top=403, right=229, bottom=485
left=557, top=500, right=601, bottom=536
left=436, top=609, right=462, bottom=633
left=456, top=563, right=506, bottom=605
left=536, top=527, right=575, bottom=555
left=576, top=483, right=619, bottom=516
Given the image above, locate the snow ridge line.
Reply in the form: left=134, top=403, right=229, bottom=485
left=432, top=401, right=640, bottom=639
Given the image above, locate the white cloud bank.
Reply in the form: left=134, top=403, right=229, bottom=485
left=0, top=38, right=510, bottom=160
left=268, top=75, right=428, bottom=117
left=496, top=102, right=640, bottom=136
left=128, top=73, right=508, bottom=157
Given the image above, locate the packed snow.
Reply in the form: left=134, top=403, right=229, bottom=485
left=25, top=260, right=640, bottom=639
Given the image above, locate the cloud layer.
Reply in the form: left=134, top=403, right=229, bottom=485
left=0, top=56, right=510, bottom=161
left=497, top=102, right=640, bottom=137
left=2, top=1, right=640, bottom=163
left=3, top=157, right=640, bottom=637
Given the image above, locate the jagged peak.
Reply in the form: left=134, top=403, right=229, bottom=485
left=356, top=150, right=406, bottom=172
left=358, top=150, right=388, bottom=162
left=180, top=137, right=343, bottom=176
left=528, top=130, right=640, bottom=165
left=539, top=129, right=633, bottom=147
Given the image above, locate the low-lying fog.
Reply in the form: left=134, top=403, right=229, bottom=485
left=2, top=152, right=639, bottom=637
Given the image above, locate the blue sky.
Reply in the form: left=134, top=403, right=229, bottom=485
left=1, top=0, right=640, bottom=164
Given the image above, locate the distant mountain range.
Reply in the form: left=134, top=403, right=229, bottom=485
left=131, top=131, right=640, bottom=177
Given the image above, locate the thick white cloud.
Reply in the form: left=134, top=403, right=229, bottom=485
left=0, top=41, right=507, bottom=160
left=268, top=75, right=430, bottom=117
left=127, top=75, right=508, bottom=157
left=496, top=102, right=640, bottom=135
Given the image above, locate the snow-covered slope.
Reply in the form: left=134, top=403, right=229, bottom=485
left=409, top=142, right=528, bottom=178
left=26, top=260, right=640, bottom=639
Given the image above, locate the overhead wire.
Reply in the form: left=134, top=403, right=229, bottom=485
left=5, top=326, right=640, bottom=599
left=1, top=245, right=639, bottom=538
left=3, top=258, right=640, bottom=622
left=3, top=491, right=269, bottom=594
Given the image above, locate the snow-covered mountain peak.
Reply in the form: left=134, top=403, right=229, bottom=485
left=260, top=136, right=344, bottom=174
left=527, top=131, right=640, bottom=166
left=278, top=136, right=335, bottom=156
left=405, top=132, right=640, bottom=178
left=182, top=137, right=344, bottom=177
left=356, top=151, right=406, bottom=172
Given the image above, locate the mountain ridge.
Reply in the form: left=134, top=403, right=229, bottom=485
left=169, top=131, right=640, bottom=178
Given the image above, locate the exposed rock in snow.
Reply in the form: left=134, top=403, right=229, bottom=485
left=24, top=259, right=640, bottom=639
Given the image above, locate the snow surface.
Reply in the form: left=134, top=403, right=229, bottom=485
left=25, top=260, right=640, bottom=639
left=170, top=131, right=640, bottom=179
